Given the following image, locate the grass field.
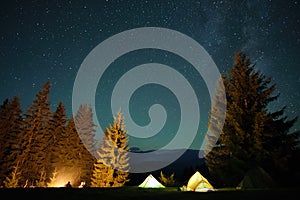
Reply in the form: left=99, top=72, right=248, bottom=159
left=0, top=186, right=298, bottom=200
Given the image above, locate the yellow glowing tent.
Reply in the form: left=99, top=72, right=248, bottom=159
left=186, top=171, right=214, bottom=192
left=138, top=174, right=165, bottom=188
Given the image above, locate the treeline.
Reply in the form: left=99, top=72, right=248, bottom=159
left=0, top=80, right=96, bottom=187
left=0, top=80, right=130, bottom=188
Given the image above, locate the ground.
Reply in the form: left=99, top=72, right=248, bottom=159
left=0, top=186, right=298, bottom=200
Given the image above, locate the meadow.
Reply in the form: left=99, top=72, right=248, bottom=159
left=0, top=186, right=298, bottom=200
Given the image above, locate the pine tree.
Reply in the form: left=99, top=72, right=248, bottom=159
left=74, top=104, right=97, bottom=186
left=74, top=104, right=97, bottom=154
left=91, top=111, right=130, bottom=187
left=48, top=102, right=68, bottom=166
left=0, top=97, right=22, bottom=185
left=17, top=80, right=53, bottom=186
left=205, top=51, right=299, bottom=187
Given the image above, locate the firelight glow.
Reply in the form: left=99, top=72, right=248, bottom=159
left=47, top=168, right=80, bottom=188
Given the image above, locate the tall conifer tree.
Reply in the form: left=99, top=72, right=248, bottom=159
left=74, top=104, right=97, bottom=154
left=74, top=104, right=97, bottom=186
left=0, top=97, right=22, bottom=185
left=48, top=102, right=69, bottom=182
left=91, top=111, right=130, bottom=187
left=17, top=80, right=53, bottom=186
left=205, top=51, right=299, bottom=187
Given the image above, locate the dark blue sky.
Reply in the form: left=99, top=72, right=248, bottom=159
left=0, top=0, right=299, bottom=151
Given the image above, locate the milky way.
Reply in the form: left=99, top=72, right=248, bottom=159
left=0, top=0, right=299, bottom=150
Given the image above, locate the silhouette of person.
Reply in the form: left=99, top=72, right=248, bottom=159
left=65, top=181, right=72, bottom=188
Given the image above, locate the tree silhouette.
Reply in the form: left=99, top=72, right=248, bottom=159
left=205, top=51, right=299, bottom=187
left=0, top=97, right=22, bottom=185
left=48, top=102, right=68, bottom=171
left=74, top=104, right=97, bottom=154
left=74, top=104, right=97, bottom=186
left=17, top=80, right=53, bottom=186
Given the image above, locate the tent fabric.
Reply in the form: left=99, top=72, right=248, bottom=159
left=138, top=174, right=165, bottom=188
left=186, top=171, right=214, bottom=192
left=237, top=166, right=275, bottom=189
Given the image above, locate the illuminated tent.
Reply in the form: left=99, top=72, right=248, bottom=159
left=186, top=171, right=214, bottom=192
left=138, top=174, right=165, bottom=188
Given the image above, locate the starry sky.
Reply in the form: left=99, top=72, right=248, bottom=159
left=0, top=0, right=299, bottom=151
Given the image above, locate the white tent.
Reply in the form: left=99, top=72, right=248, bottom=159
left=186, top=171, right=214, bottom=192
left=138, top=174, right=165, bottom=188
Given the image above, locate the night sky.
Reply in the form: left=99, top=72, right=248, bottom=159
left=0, top=0, right=299, bottom=152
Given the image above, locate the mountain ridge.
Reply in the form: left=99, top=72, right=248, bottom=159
left=128, top=148, right=209, bottom=186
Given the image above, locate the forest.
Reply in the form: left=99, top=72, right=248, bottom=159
left=0, top=51, right=299, bottom=189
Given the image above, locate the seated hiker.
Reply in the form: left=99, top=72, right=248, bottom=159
left=65, top=181, right=72, bottom=188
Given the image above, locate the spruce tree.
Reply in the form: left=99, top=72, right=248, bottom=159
left=0, top=97, right=22, bottom=185
left=74, top=104, right=97, bottom=186
left=48, top=101, right=70, bottom=184
left=74, top=104, right=97, bottom=154
left=205, top=51, right=299, bottom=187
left=91, top=111, right=130, bottom=187
left=17, top=80, right=53, bottom=186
